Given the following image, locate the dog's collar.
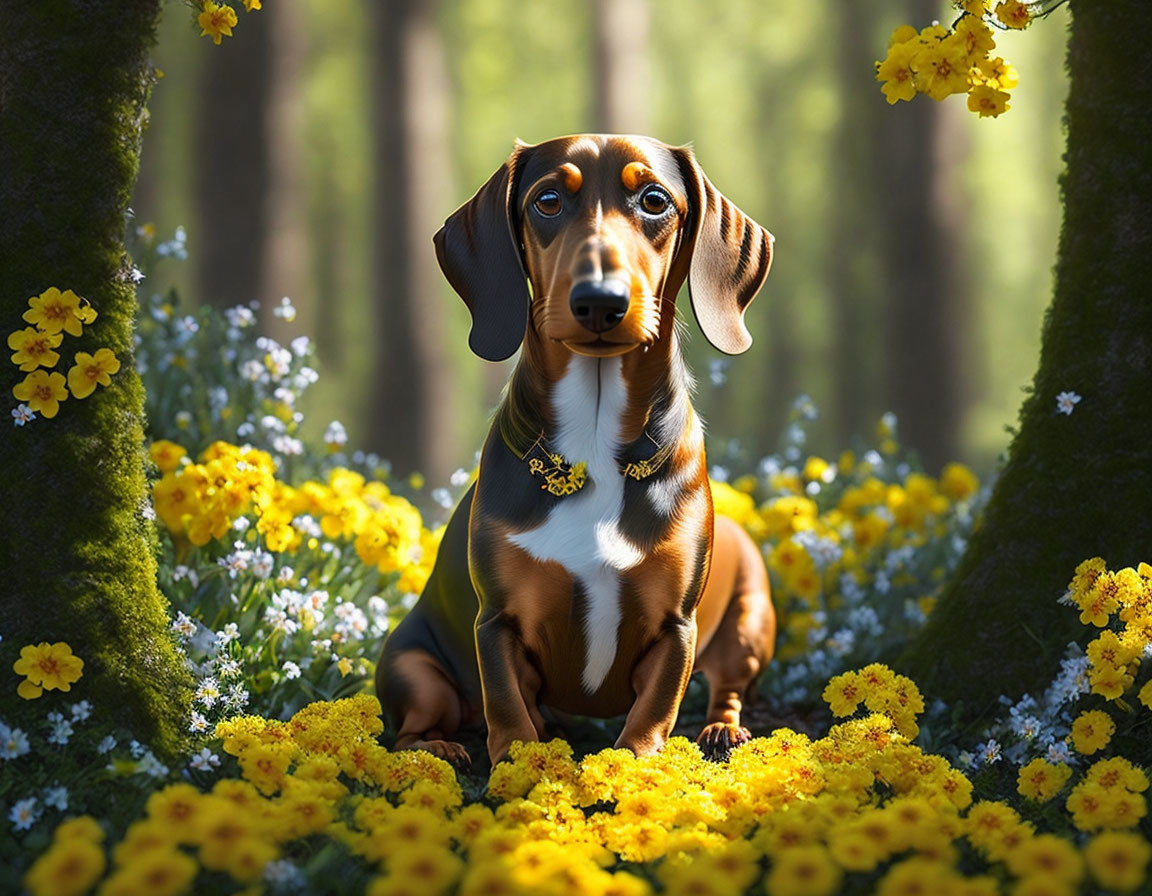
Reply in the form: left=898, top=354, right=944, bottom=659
left=504, top=429, right=675, bottom=497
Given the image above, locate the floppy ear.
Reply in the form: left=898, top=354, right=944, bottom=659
left=673, top=147, right=774, bottom=355
left=433, top=144, right=531, bottom=362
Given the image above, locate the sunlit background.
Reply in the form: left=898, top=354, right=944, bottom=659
left=134, top=0, right=1070, bottom=488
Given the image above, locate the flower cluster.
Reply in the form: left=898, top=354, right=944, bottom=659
left=9, top=287, right=119, bottom=424
left=19, top=674, right=1152, bottom=896
left=713, top=401, right=985, bottom=707
left=1066, top=557, right=1152, bottom=704
left=196, top=0, right=260, bottom=45
left=874, top=1, right=1062, bottom=118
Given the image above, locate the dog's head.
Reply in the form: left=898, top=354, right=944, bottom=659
left=434, top=134, right=774, bottom=362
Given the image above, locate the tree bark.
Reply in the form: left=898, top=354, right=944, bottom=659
left=900, top=1, right=1152, bottom=716
left=591, top=0, right=650, bottom=134
left=876, top=0, right=969, bottom=473
left=0, top=0, right=190, bottom=755
left=193, top=1, right=273, bottom=310
left=367, top=0, right=456, bottom=482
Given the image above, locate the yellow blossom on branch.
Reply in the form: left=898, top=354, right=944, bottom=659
left=995, top=0, right=1033, bottom=29
left=13, top=641, right=84, bottom=700
left=66, top=348, right=120, bottom=399
left=13, top=369, right=68, bottom=418
left=198, top=1, right=238, bottom=45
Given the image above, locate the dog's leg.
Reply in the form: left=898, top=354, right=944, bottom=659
left=614, top=617, right=697, bottom=755
left=475, top=613, right=547, bottom=762
left=693, top=517, right=776, bottom=760
left=379, top=648, right=472, bottom=767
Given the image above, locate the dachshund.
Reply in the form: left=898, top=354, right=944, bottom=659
left=376, top=134, right=776, bottom=766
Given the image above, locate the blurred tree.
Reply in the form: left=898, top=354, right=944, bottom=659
left=591, top=0, right=650, bottom=133
left=193, top=5, right=273, bottom=310
left=0, top=0, right=189, bottom=755
left=260, top=0, right=313, bottom=344
left=875, top=0, right=969, bottom=472
left=368, top=0, right=456, bottom=481
left=828, top=0, right=885, bottom=448
left=901, top=1, right=1152, bottom=717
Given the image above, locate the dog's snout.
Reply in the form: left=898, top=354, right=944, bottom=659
left=569, top=279, right=631, bottom=334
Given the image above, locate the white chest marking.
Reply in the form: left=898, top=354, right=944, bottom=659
left=507, top=356, right=641, bottom=693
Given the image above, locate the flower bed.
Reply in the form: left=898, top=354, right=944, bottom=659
left=4, top=230, right=1150, bottom=894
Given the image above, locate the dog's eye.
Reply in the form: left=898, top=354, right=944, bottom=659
left=639, top=186, right=671, bottom=216
left=533, top=189, right=562, bottom=217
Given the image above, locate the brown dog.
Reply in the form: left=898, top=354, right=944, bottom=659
left=376, top=134, right=776, bottom=765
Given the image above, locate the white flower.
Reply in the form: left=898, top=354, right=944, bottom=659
left=324, top=420, right=348, bottom=449
left=290, top=336, right=311, bottom=357
left=189, top=747, right=221, bottom=772
left=217, top=657, right=242, bottom=679
left=71, top=700, right=93, bottom=723
left=976, top=739, right=1002, bottom=765
left=0, top=723, right=31, bottom=759
left=226, top=306, right=256, bottom=328
left=42, top=786, right=68, bottom=811
left=97, top=735, right=117, bottom=754
left=9, top=798, right=39, bottom=831
left=171, top=611, right=198, bottom=638
left=1046, top=740, right=1075, bottom=764
left=137, top=751, right=169, bottom=779
left=46, top=712, right=74, bottom=746
left=225, top=684, right=249, bottom=710
left=281, top=661, right=301, bottom=680
left=173, top=565, right=199, bottom=586
left=274, top=297, right=297, bottom=322
left=189, top=712, right=210, bottom=734
left=11, top=404, right=36, bottom=426
left=195, top=678, right=221, bottom=708
left=215, top=623, right=241, bottom=647
left=1056, top=391, right=1082, bottom=415
left=250, top=550, right=274, bottom=580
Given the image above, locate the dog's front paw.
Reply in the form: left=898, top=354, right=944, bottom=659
left=696, top=722, right=751, bottom=761
left=411, top=739, right=472, bottom=769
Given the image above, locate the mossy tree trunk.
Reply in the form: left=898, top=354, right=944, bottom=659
left=0, top=0, right=190, bottom=754
left=900, top=2, right=1152, bottom=719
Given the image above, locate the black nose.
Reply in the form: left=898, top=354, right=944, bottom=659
left=569, top=279, right=630, bottom=334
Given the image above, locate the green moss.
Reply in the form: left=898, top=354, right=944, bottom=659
left=0, top=0, right=191, bottom=756
left=899, top=1, right=1152, bottom=724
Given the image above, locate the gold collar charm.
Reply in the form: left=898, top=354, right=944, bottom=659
left=528, top=453, right=588, bottom=496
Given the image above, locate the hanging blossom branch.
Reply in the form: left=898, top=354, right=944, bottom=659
left=875, top=0, right=1065, bottom=119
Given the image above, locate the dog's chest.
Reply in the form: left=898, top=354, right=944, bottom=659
left=507, top=356, right=642, bottom=693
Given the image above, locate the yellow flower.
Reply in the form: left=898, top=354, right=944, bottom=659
left=957, top=0, right=990, bottom=15
left=974, top=56, right=1019, bottom=89
left=822, top=672, right=863, bottom=717
left=22, top=837, right=105, bottom=896
left=23, top=288, right=86, bottom=336
left=1017, top=758, right=1072, bottom=802
left=1004, top=833, right=1085, bottom=884
left=1138, top=679, right=1152, bottom=710
left=12, top=369, right=68, bottom=419
left=370, top=843, right=463, bottom=896
left=764, top=844, right=841, bottom=896
left=875, top=37, right=920, bottom=104
left=66, top=348, right=120, bottom=399
left=199, top=1, right=238, bottom=44
left=8, top=326, right=62, bottom=371
left=914, top=34, right=972, bottom=101
left=967, top=84, right=1011, bottom=118
left=1071, top=709, right=1115, bottom=755
left=995, top=0, right=1032, bottom=29
left=243, top=0, right=261, bottom=8
left=939, top=462, right=978, bottom=501
left=149, top=440, right=187, bottom=474
left=1083, top=830, right=1152, bottom=894
left=98, top=849, right=197, bottom=896
left=13, top=641, right=83, bottom=699
left=145, top=783, right=206, bottom=839
left=53, top=816, right=105, bottom=844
